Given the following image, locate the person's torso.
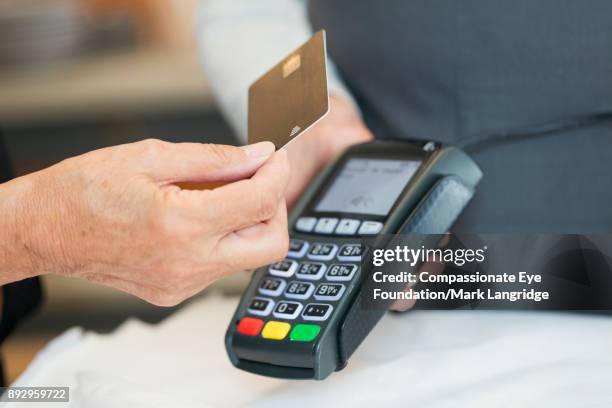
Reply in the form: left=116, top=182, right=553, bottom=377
left=309, top=0, right=612, bottom=144
left=308, top=0, right=612, bottom=233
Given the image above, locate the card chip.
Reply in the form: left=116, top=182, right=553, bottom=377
left=283, top=54, right=301, bottom=78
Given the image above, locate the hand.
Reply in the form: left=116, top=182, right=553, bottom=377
left=284, top=95, right=374, bottom=207
left=389, top=256, right=447, bottom=312
left=1, top=139, right=290, bottom=306
left=390, top=235, right=450, bottom=312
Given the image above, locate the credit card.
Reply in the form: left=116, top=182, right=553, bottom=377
left=248, top=30, right=330, bottom=149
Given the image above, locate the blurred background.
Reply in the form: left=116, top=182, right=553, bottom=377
left=0, top=0, right=243, bottom=383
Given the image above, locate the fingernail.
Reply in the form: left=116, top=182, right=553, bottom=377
left=241, top=141, right=275, bottom=158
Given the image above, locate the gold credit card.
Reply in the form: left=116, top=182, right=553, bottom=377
left=248, top=30, right=329, bottom=149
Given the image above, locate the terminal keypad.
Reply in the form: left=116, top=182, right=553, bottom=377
left=237, top=238, right=362, bottom=342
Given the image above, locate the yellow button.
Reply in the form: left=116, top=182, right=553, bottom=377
left=261, top=321, right=291, bottom=340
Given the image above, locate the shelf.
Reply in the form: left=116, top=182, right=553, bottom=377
left=0, top=47, right=215, bottom=124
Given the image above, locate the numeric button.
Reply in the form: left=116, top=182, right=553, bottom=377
left=337, top=244, right=364, bottom=262
left=258, top=277, right=286, bottom=297
left=284, top=281, right=315, bottom=300
left=307, top=243, right=338, bottom=261
left=273, top=301, right=303, bottom=320
left=314, top=283, right=346, bottom=301
left=287, top=239, right=309, bottom=258
left=295, top=262, right=327, bottom=280
left=269, top=260, right=298, bottom=278
left=326, top=264, right=358, bottom=281
left=302, top=303, right=333, bottom=321
left=247, top=297, right=274, bottom=317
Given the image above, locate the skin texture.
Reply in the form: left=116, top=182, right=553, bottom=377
left=0, top=97, right=409, bottom=311
left=0, top=139, right=290, bottom=306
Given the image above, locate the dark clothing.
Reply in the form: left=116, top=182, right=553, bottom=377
left=309, top=0, right=612, bottom=232
left=0, top=133, right=43, bottom=385
left=0, top=134, right=11, bottom=183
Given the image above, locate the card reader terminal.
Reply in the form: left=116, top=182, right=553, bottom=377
left=225, top=142, right=482, bottom=380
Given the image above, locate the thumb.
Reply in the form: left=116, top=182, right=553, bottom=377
left=140, top=140, right=276, bottom=184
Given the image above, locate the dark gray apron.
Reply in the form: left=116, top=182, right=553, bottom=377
left=309, top=0, right=612, bottom=233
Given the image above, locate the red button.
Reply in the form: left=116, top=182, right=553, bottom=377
left=237, top=317, right=264, bottom=336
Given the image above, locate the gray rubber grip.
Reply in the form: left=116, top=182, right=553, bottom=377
left=337, top=176, right=475, bottom=365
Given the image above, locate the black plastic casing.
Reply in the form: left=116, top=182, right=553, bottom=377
left=225, top=142, right=482, bottom=380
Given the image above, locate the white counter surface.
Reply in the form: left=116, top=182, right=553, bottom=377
left=9, top=294, right=612, bottom=407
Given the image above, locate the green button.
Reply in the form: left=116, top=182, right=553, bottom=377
left=290, top=324, right=321, bottom=342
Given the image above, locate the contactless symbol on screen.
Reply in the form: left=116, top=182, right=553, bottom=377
left=347, top=195, right=374, bottom=210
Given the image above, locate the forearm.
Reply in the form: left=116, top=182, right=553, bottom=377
left=0, top=173, right=61, bottom=285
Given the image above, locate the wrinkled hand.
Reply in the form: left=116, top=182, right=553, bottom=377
left=11, top=139, right=290, bottom=306
left=284, top=95, right=374, bottom=207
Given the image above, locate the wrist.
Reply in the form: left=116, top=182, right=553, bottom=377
left=0, top=175, right=40, bottom=283
left=314, top=95, right=373, bottom=163
left=0, top=169, right=74, bottom=284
